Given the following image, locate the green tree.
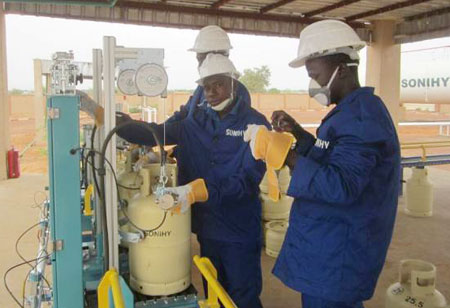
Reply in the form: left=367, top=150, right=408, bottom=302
left=239, top=65, right=271, bottom=93
left=267, top=88, right=281, bottom=93
left=9, top=88, right=25, bottom=95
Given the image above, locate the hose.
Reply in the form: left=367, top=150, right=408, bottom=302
left=98, top=120, right=165, bottom=270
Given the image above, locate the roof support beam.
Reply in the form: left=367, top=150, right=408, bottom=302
left=259, top=0, right=296, bottom=14
left=210, top=0, right=233, bottom=9
left=4, top=1, right=370, bottom=40
left=303, top=0, right=361, bottom=18
left=395, top=5, right=450, bottom=43
left=118, top=1, right=328, bottom=25
left=404, top=5, right=450, bottom=21
left=346, top=0, right=432, bottom=21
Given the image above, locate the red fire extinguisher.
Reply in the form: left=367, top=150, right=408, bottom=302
left=7, top=147, right=20, bottom=179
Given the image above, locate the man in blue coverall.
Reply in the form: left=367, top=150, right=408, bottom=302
left=168, top=25, right=249, bottom=124
left=244, top=20, right=401, bottom=308
left=117, top=54, right=269, bottom=308
left=167, top=25, right=254, bottom=187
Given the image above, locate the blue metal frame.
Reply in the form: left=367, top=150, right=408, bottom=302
left=47, top=96, right=84, bottom=308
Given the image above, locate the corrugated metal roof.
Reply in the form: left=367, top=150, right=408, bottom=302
left=3, top=0, right=450, bottom=43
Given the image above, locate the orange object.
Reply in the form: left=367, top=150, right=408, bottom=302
left=7, top=147, right=20, bottom=179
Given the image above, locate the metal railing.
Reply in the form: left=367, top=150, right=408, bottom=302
left=98, top=268, right=125, bottom=308
left=303, top=121, right=450, bottom=136
left=401, top=140, right=450, bottom=161
left=194, top=255, right=238, bottom=308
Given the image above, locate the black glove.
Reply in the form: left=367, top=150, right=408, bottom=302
left=271, top=111, right=303, bottom=139
left=116, top=112, right=132, bottom=126
left=271, top=110, right=315, bottom=155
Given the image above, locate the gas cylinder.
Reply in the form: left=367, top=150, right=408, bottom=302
left=259, top=171, right=269, bottom=194
left=405, top=167, right=433, bottom=217
left=7, top=147, right=20, bottom=179
left=259, top=166, right=291, bottom=194
left=278, top=166, right=291, bottom=194
left=118, top=171, right=142, bottom=202
left=117, top=151, right=142, bottom=244
left=128, top=167, right=191, bottom=296
left=386, top=260, right=447, bottom=308
left=117, top=170, right=142, bottom=247
left=265, top=220, right=288, bottom=258
left=260, top=193, right=293, bottom=221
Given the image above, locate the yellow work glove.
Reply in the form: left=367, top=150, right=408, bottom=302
left=77, top=90, right=104, bottom=126
left=164, top=179, right=209, bottom=214
left=244, top=125, right=294, bottom=201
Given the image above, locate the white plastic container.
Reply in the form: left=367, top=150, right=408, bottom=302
left=405, top=167, right=433, bottom=217
left=386, top=260, right=447, bottom=308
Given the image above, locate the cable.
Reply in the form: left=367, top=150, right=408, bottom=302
left=90, top=125, right=101, bottom=198
left=73, top=147, right=168, bottom=266
left=81, top=149, right=168, bottom=233
left=4, top=254, right=51, bottom=308
left=15, top=222, right=51, bottom=289
left=98, top=120, right=166, bottom=270
left=15, top=222, right=40, bottom=267
left=120, top=202, right=167, bottom=235
left=117, top=183, right=140, bottom=190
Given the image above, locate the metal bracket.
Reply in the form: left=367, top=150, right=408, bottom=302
left=119, top=230, right=143, bottom=243
left=48, top=107, right=60, bottom=119
left=53, top=239, right=64, bottom=251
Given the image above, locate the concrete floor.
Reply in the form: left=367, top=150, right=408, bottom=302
left=1, top=168, right=449, bottom=308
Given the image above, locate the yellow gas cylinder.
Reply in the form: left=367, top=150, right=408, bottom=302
left=265, top=221, right=288, bottom=258
left=117, top=171, right=142, bottom=247
left=118, top=171, right=142, bottom=202
left=260, top=193, right=293, bottom=221
left=405, top=167, right=433, bottom=217
left=259, top=172, right=269, bottom=194
left=128, top=168, right=191, bottom=296
left=386, top=260, right=447, bottom=308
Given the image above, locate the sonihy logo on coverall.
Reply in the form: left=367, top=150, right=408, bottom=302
left=226, top=129, right=245, bottom=137
left=314, top=138, right=330, bottom=150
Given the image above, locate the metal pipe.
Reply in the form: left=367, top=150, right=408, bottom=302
left=401, top=141, right=450, bottom=161
left=401, top=140, right=450, bottom=146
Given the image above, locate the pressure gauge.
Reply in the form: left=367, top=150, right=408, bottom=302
left=157, top=194, right=176, bottom=211
left=117, top=69, right=138, bottom=95
left=134, top=63, right=168, bottom=97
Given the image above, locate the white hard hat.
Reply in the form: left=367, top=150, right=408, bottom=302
left=189, top=25, right=233, bottom=53
left=289, top=19, right=366, bottom=68
left=196, top=53, right=240, bottom=85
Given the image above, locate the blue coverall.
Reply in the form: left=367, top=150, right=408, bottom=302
left=273, top=87, right=401, bottom=308
left=118, top=84, right=269, bottom=308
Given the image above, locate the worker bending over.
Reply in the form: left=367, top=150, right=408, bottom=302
left=244, top=20, right=400, bottom=308
left=118, top=54, right=269, bottom=308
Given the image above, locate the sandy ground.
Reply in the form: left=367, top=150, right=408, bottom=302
left=1, top=169, right=449, bottom=308
left=2, top=109, right=449, bottom=308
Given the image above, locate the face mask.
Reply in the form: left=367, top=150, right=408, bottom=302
left=210, top=97, right=233, bottom=111
left=308, top=63, right=358, bottom=106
